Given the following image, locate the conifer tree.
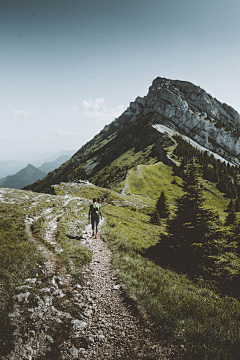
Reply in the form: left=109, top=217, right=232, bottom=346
left=225, top=199, right=237, bottom=226
left=235, top=197, right=240, bottom=212
left=156, top=191, right=169, bottom=218
left=151, top=191, right=169, bottom=225
left=164, top=157, right=220, bottom=272
left=151, top=209, right=161, bottom=225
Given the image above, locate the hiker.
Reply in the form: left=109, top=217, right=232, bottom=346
left=88, top=197, right=102, bottom=238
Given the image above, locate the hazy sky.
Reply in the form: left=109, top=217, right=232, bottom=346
left=1, top=0, right=240, bottom=161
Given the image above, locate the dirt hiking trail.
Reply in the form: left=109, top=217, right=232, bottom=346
left=77, top=220, right=179, bottom=359
left=3, top=215, right=180, bottom=360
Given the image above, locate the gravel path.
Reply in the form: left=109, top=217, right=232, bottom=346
left=78, top=220, right=179, bottom=359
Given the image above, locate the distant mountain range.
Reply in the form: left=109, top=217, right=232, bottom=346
left=0, top=150, right=75, bottom=179
left=0, top=154, right=73, bottom=189
left=24, top=76, right=240, bottom=194
left=0, top=165, right=47, bottom=190
left=38, top=155, right=72, bottom=174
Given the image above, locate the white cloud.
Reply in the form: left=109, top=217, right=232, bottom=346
left=52, top=130, right=76, bottom=137
left=82, top=98, right=124, bottom=123
left=12, top=109, right=31, bottom=118
left=83, top=97, right=105, bottom=110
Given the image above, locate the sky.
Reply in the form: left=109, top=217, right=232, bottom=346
left=1, top=0, right=240, bottom=161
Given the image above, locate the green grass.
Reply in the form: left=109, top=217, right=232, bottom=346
left=117, top=161, right=231, bottom=223
left=0, top=202, right=40, bottom=355
left=101, top=203, right=240, bottom=359
left=53, top=182, right=106, bottom=200
left=102, top=204, right=162, bottom=252
left=1, top=157, right=239, bottom=359
left=0, top=187, right=93, bottom=356
left=54, top=213, right=92, bottom=278
left=201, top=178, right=233, bottom=221
left=90, top=144, right=159, bottom=189
left=122, top=162, right=182, bottom=201
left=96, top=162, right=240, bottom=359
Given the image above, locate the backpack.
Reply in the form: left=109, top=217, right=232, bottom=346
left=91, top=203, right=100, bottom=218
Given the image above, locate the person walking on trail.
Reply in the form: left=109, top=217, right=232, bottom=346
left=88, top=198, right=102, bottom=238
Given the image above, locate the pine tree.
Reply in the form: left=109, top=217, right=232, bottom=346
left=225, top=199, right=237, bottom=226
left=217, top=177, right=227, bottom=193
left=151, top=210, right=161, bottom=225
left=163, top=157, right=220, bottom=272
left=156, top=191, right=169, bottom=218
left=235, top=197, right=240, bottom=212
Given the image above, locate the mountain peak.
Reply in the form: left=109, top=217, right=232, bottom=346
left=25, top=77, right=240, bottom=193
left=0, top=164, right=47, bottom=190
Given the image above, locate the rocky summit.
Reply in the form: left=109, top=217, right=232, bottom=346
left=117, top=77, right=240, bottom=161
left=25, top=77, right=240, bottom=193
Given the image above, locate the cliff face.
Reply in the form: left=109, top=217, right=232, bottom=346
left=112, top=77, right=240, bottom=164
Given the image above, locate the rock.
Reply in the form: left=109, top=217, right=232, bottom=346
left=40, top=287, right=51, bottom=293
left=16, top=285, right=32, bottom=290
left=15, top=291, right=31, bottom=303
left=46, top=334, right=54, bottom=343
left=112, top=285, right=120, bottom=290
left=24, top=278, right=37, bottom=284
left=9, top=311, right=20, bottom=318
left=71, top=319, right=88, bottom=328
left=69, top=346, right=79, bottom=359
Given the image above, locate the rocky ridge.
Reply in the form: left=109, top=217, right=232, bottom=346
left=111, top=77, right=240, bottom=164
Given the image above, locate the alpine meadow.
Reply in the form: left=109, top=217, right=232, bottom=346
left=2, top=77, right=240, bottom=359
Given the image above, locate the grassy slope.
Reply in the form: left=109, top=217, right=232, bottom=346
left=0, top=200, right=40, bottom=354
left=1, top=159, right=239, bottom=359
left=52, top=163, right=240, bottom=359
left=23, top=114, right=168, bottom=193
left=0, top=187, right=92, bottom=356
left=99, top=164, right=239, bottom=359
left=120, top=161, right=230, bottom=220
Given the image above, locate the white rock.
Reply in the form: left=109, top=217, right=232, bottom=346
left=71, top=319, right=88, bottom=328
left=9, top=311, right=20, bottom=318
left=46, top=334, right=54, bottom=343
left=70, top=346, right=79, bottom=359
left=112, top=284, right=121, bottom=290
left=15, top=292, right=31, bottom=303
left=16, top=285, right=32, bottom=290
left=24, top=278, right=37, bottom=284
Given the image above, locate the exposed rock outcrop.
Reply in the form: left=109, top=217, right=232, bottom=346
left=118, top=77, right=240, bottom=164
